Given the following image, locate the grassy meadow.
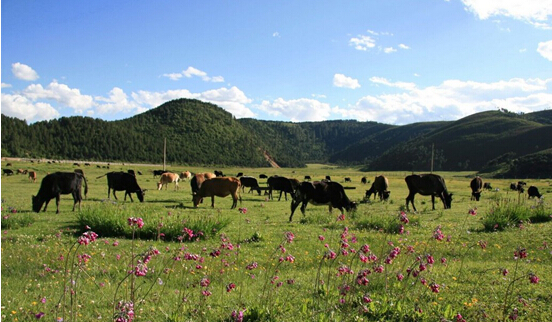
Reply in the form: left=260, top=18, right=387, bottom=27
left=1, top=160, right=551, bottom=321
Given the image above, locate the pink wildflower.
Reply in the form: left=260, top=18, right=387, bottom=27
left=529, top=274, right=539, bottom=284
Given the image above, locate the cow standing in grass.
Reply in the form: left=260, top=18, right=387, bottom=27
left=32, top=172, right=88, bottom=213
left=365, top=175, right=390, bottom=201
left=405, top=174, right=452, bottom=212
left=193, top=177, right=241, bottom=209
left=290, top=181, right=356, bottom=222
left=470, top=176, right=483, bottom=201
left=157, top=172, right=180, bottom=190
left=97, top=172, right=146, bottom=202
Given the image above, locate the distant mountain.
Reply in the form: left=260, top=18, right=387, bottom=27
left=2, top=99, right=551, bottom=177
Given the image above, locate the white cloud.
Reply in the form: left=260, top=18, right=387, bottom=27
left=162, top=66, right=224, bottom=83
left=1, top=93, right=59, bottom=122
left=334, top=77, right=552, bottom=124
left=273, top=32, right=281, bottom=38
left=383, top=47, right=397, bottom=54
left=537, top=40, right=552, bottom=61
left=22, top=80, right=94, bottom=113
left=257, top=98, right=332, bottom=122
left=333, top=74, right=361, bottom=89
left=369, top=76, right=416, bottom=90
left=461, top=0, right=552, bottom=28
left=2, top=83, right=12, bottom=88
left=398, top=44, right=410, bottom=49
left=12, top=62, right=39, bottom=81
left=349, top=35, right=376, bottom=51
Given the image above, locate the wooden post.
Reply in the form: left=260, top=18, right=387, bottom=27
left=163, top=138, right=166, bottom=171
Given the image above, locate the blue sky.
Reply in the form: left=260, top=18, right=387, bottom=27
left=2, top=1, right=552, bottom=125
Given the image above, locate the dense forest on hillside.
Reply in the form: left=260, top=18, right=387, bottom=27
left=2, top=99, right=552, bottom=177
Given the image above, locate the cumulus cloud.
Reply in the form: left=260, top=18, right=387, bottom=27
left=333, top=74, right=361, bottom=89
left=12, top=62, right=39, bottom=81
left=537, top=40, right=552, bottom=61
left=461, top=0, right=552, bottom=28
left=398, top=44, right=410, bottom=49
left=163, top=66, right=224, bottom=83
left=369, top=77, right=416, bottom=90
left=333, top=77, right=552, bottom=124
left=383, top=47, right=397, bottom=54
left=349, top=35, right=376, bottom=51
left=1, top=93, right=59, bottom=122
left=22, top=81, right=94, bottom=114
left=257, top=98, right=332, bottom=122
left=2, top=83, right=12, bottom=88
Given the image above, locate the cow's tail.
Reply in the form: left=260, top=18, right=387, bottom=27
left=96, top=173, right=108, bottom=179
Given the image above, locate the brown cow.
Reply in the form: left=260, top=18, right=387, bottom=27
left=180, top=171, right=192, bottom=181
left=190, top=172, right=217, bottom=204
left=193, top=177, right=241, bottom=209
left=157, top=172, right=180, bottom=190
left=365, top=175, right=390, bottom=201
left=470, top=176, right=483, bottom=201
left=17, top=169, right=28, bottom=175
left=28, top=171, right=37, bottom=183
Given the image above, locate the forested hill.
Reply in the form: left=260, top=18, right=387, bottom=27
left=2, top=99, right=552, bottom=175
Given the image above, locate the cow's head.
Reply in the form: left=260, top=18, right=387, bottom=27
left=192, top=192, right=202, bottom=207
left=137, top=189, right=146, bottom=202
left=444, top=192, right=453, bottom=209
left=472, top=191, right=481, bottom=201
left=347, top=201, right=358, bottom=212
left=382, top=191, right=391, bottom=201
left=31, top=195, right=42, bottom=213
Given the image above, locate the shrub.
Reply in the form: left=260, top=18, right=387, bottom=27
left=482, top=199, right=552, bottom=231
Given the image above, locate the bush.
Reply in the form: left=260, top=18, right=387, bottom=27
left=482, top=199, right=552, bottom=231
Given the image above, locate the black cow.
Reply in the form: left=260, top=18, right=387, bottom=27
left=240, top=176, right=261, bottom=195
left=128, top=169, right=136, bottom=176
left=290, top=181, right=356, bottom=222
left=361, top=176, right=367, bottom=184
left=511, top=182, right=526, bottom=193
left=236, top=172, right=244, bottom=177
left=3, top=169, right=14, bottom=176
left=304, top=175, right=312, bottom=181
left=405, top=174, right=452, bottom=212
left=97, top=172, right=145, bottom=202
left=470, top=176, right=483, bottom=201
left=153, top=170, right=167, bottom=178
left=527, top=186, right=542, bottom=199
left=325, top=176, right=332, bottom=181
left=32, top=172, right=88, bottom=214
left=259, top=174, right=268, bottom=179
left=483, top=182, right=492, bottom=190
left=344, top=177, right=352, bottom=182
left=214, top=170, right=224, bottom=177
left=267, top=176, right=299, bottom=201
left=365, top=175, right=390, bottom=201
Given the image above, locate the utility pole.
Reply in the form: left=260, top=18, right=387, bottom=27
left=163, top=138, right=166, bottom=171
left=430, top=143, right=434, bottom=173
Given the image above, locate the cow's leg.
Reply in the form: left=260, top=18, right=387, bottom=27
left=406, top=192, right=417, bottom=212
left=278, top=190, right=283, bottom=201
left=300, top=201, right=308, bottom=215
left=55, top=195, right=61, bottom=214
left=126, top=192, right=134, bottom=202
left=211, top=196, right=215, bottom=208
left=431, top=195, right=436, bottom=210
left=43, top=199, right=51, bottom=212
left=290, top=199, right=302, bottom=221
left=112, top=190, right=118, bottom=200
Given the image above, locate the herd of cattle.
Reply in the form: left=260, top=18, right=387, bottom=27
left=17, top=164, right=545, bottom=221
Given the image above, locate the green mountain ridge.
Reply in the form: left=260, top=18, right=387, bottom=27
left=2, top=99, right=551, bottom=177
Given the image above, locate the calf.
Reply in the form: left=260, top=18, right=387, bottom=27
left=193, top=177, right=241, bottom=209
left=470, top=176, right=483, bottom=201
left=32, top=172, right=88, bottom=213
left=180, top=171, right=192, bottom=181
left=527, top=186, right=542, bottom=199
left=365, top=175, right=390, bottom=201
left=28, top=171, right=37, bottom=183
left=240, top=176, right=261, bottom=195
left=97, top=172, right=146, bottom=202
left=157, top=172, right=180, bottom=190
left=405, top=174, right=452, bottom=211
left=290, top=181, right=356, bottom=222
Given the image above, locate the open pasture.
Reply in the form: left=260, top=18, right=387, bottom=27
left=1, top=160, right=551, bottom=321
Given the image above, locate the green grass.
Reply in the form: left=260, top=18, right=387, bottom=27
left=1, top=161, right=551, bottom=321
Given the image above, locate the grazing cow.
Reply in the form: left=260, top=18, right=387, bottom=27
left=153, top=170, right=167, bottom=178
left=137, top=171, right=143, bottom=175
left=3, top=169, right=14, bottom=176
left=73, top=163, right=80, bottom=167
left=405, top=174, right=452, bottom=211
left=361, top=176, right=368, bottom=184
left=127, top=169, right=136, bottom=176
left=28, top=171, right=37, bottom=183
left=511, top=182, right=526, bottom=193
left=290, top=181, right=356, bottom=222
left=17, top=169, right=28, bottom=175
left=344, top=177, right=352, bottom=183
left=259, top=174, right=268, bottom=179
left=97, top=172, right=146, bottom=202
left=527, top=186, right=542, bottom=199
left=325, top=175, right=332, bottom=181
left=236, top=172, right=244, bottom=177
left=214, top=170, right=225, bottom=177
left=240, top=176, right=261, bottom=195
left=6, top=163, right=12, bottom=166
left=190, top=172, right=216, bottom=203
left=267, top=176, right=299, bottom=201
left=32, top=172, right=88, bottom=214
left=84, top=163, right=91, bottom=166
left=304, top=175, right=312, bottom=181
left=157, top=172, right=180, bottom=190
left=74, top=169, right=85, bottom=176
left=483, top=182, right=492, bottom=190
left=470, top=176, right=483, bottom=201
left=180, top=171, right=192, bottom=181
left=365, top=175, right=390, bottom=201
left=193, top=177, right=241, bottom=209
